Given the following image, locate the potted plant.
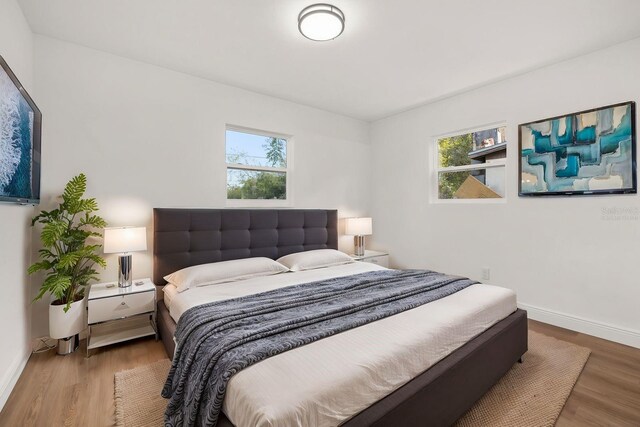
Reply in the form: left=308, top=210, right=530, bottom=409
left=28, top=173, right=107, bottom=354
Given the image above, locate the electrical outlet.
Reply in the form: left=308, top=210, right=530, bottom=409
left=481, top=267, right=490, bottom=281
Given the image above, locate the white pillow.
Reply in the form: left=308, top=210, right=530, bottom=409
left=277, top=249, right=354, bottom=272
left=164, top=257, right=289, bottom=292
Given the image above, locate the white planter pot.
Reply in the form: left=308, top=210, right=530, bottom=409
left=49, top=299, right=85, bottom=339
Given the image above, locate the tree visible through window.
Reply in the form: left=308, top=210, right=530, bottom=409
left=438, top=133, right=473, bottom=199
left=226, top=128, right=289, bottom=201
left=436, top=126, right=507, bottom=200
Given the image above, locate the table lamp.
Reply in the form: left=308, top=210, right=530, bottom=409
left=345, top=217, right=372, bottom=257
left=103, top=226, right=147, bottom=287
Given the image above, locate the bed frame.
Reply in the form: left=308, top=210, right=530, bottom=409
left=153, top=208, right=528, bottom=427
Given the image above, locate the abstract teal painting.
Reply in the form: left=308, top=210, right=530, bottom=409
left=519, top=102, right=636, bottom=196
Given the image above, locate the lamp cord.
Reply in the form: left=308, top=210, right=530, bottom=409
left=32, top=337, right=57, bottom=353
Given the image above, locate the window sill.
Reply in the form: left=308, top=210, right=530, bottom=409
left=429, top=198, right=507, bottom=205
left=226, top=198, right=293, bottom=208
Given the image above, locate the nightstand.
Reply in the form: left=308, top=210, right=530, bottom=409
left=351, top=250, right=389, bottom=268
left=86, top=278, right=157, bottom=357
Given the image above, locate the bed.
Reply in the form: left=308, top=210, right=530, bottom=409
left=153, top=208, right=527, bottom=427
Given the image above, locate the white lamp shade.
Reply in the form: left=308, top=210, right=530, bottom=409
left=345, top=217, right=372, bottom=236
left=103, top=227, right=147, bottom=253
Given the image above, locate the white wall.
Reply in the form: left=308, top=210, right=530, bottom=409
left=22, top=8, right=640, bottom=369
left=31, top=36, right=371, bottom=337
left=370, top=38, right=640, bottom=348
left=0, top=0, right=35, bottom=410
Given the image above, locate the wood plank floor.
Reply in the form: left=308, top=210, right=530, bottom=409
left=529, top=320, right=640, bottom=427
left=0, top=320, right=638, bottom=426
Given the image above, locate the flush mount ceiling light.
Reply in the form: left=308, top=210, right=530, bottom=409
left=298, top=4, right=345, bottom=41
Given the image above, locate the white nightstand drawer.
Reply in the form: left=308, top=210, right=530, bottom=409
left=88, top=291, right=155, bottom=324
left=362, top=255, right=389, bottom=268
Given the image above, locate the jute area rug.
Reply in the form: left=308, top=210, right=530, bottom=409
left=115, top=331, right=590, bottom=427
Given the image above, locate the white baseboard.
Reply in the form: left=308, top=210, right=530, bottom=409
left=0, top=347, right=30, bottom=411
left=519, top=302, right=640, bottom=349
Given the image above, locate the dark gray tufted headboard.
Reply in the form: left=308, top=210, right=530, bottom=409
left=153, top=208, right=338, bottom=285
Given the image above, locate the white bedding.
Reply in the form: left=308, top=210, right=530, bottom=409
left=165, top=263, right=517, bottom=427
left=162, top=283, right=178, bottom=308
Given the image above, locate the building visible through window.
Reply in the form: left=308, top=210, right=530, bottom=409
left=436, top=126, right=506, bottom=200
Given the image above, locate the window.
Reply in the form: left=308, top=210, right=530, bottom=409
left=225, top=126, right=291, bottom=204
left=435, top=125, right=507, bottom=200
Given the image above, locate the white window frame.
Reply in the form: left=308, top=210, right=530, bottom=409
left=431, top=122, right=507, bottom=204
left=225, top=125, right=294, bottom=207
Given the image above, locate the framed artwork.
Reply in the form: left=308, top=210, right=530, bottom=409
left=519, top=101, right=636, bottom=196
left=0, top=55, right=42, bottom=204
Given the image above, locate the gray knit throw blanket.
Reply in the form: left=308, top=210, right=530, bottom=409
left=162, top=269, right=477, bottom=426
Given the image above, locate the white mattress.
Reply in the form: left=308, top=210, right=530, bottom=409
left=162, top=283, right=178, bottom=308
left=166, top=263, right=517, bottom=427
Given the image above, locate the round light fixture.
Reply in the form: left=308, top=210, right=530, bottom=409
left=298, top=4, right=345, bottom=41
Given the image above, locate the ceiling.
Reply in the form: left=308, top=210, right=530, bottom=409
left=17, top=0, right=640, bottom=121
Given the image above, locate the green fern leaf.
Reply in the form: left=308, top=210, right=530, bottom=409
left=62, top=174, right=87, bottom=203
left=43, top=275, right=72, bottom=301
left=77, top=198, right=99, bottom=213
left=38, top=249, right=56, bottom=260
left=80, top=214, right=107, bottom=229
left=33, top=286, right=48, bottom=302
left=85, top=253, right=107, bottom=268
left=41, top=220, right=67, bottom=248
left=27, top=261, right=54, bottom=275
left=58, top=252, right=82, bottom=269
